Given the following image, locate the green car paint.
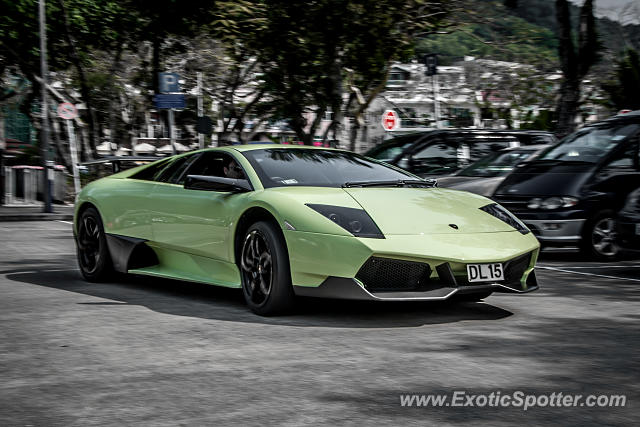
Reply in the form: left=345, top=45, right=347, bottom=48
left=74, top=145, right=540, bottom=298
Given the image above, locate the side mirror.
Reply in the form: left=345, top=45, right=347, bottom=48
left=184, top=175, right=252, bottom=193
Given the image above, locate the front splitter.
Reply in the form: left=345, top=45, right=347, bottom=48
left=293, top=271, right=539, bottom=301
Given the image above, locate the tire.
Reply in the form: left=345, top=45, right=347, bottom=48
left=239, top=221, right=294, bottom=316
left=452, top=291, right=493, bottom=302
left=580, top=210, right=619, bottom=261
left=76, top=206, right=114, bottom=282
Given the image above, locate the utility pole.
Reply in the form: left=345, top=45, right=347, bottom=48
left=39, top=0, right=52, bottom=212
left=197, top=72, right=204, bottom=149
left=424, top=54, right=440, bottom=129
left=168, top=108, right=176, bottom=155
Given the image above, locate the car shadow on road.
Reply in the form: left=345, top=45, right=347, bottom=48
left=6, top=269, right=514, bottom=328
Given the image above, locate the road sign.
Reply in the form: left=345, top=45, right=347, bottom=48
left=158, top=72, right=181, bottom=93
left=57, top=102, right=78, bottom=120
left=382, top=110, right=400, bottom=131
left=153, top=94, right=186, bottom=109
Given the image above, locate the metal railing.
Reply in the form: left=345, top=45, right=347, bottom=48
left=2, top=166, right=67, bottom=205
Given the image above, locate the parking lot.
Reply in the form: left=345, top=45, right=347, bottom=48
left=1, top=221, right=638, bottom=426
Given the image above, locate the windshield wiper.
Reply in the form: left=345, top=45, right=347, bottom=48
left=342, top=179, right=437, bottom=188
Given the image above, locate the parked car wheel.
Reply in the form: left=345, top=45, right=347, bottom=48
left=581, top=210, right=619, bottom=261
left=240, top=221, right=294, bottom=316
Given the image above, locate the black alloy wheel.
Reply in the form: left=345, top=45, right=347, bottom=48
left=240, top=221, right=294, bottom=315
left=76, top=207, right=114, bottom=281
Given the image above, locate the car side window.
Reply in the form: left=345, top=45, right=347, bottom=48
left=410, top=142, right=459, bottom=175
left=156, top=153, right=199, bottom=184
left=184, top=152, right=247, bottom=180
left=595, top=141, right=639, bottom=181
left=468, top=139, right=514, bottom=159
left=130, top=159, right=171, bottom=181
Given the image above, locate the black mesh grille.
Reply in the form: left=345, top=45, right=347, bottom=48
left=355, top=252, right=533, bottom=293
left=356, top=257, right=432, bottom=292
left=503, top=252, right=532, bottom=283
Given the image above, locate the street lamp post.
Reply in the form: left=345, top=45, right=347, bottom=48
left=39, top=0, right=52, bottom=213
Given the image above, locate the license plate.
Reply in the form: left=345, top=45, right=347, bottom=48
left=636, top=224, right=640, bottom=236
left=466, top=263, right=504, bottom=283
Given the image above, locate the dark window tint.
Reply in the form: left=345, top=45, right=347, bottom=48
left=185, top=151, right=246, bottom=179
left=540, top=123, right=640, bottom=164
left=467, top=139, right=514, bottom=159
left=131, top=159, right=171, bottom=181
left=365, top=134, right=423, bottom=162
left=242, top=149, right=414, bottom=188
left=409, top=142, right=459, bottom=175
left=156, top=153, right=199, bottom=184
left=458, top=149, right=537, bottom=177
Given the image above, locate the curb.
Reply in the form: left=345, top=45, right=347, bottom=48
left=0, top=214, right=74, bottom=222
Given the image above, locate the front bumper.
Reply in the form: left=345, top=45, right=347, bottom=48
left=294, top=270, right=539, bottom=301
left=285, top=229, right=540, bottom=300
left=522, top=219, right=585, bottom=245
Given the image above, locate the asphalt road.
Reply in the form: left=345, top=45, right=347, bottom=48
left=0, top=221, right=638, bottom=426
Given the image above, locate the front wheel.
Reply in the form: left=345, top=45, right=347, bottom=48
left=76, top=206, right=114, bottom=282
left=240, top=221, right=294, bottom=316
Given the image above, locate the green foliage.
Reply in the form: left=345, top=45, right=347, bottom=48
left=416, top=9, right=558, bottom=67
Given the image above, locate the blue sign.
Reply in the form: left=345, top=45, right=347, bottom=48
left=153, top=94, right=186, bottom=109
left=158, top=72, right=181, bottom=93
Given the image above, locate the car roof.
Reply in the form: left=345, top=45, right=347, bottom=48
left=225, top=144, right=342, bottom=152
left=500, top=144, right=550, bottom=151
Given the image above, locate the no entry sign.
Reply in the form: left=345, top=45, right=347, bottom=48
left=381, top=110, right=399, bottom=131
left=57, top=102, right=78, bottom=120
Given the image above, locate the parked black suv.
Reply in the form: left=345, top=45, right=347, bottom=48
left=365, top=129, right=557, bottom=177
left=494, top=111, right=640, bottom=260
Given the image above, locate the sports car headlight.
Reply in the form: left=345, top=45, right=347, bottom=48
left=305, top=204, right=384, bottom=238
left=527, top=196, right=578, bottom=210
left=480, top=203, right=530, bottom=235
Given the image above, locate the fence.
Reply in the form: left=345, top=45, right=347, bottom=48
left=2, top=166, right=67, bottom=205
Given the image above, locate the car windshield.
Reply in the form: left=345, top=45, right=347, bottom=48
left=364, top=134, right=422, bottom=161
left=458, top=149, right=538, bottom=177
left=538, top=123, right=639, bottom=163
left=242, top=148, right=416, bottom=188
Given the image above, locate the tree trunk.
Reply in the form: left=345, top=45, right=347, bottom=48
left=58, top=0, right=98, bottom=160
left=555, top=78, right=580, bottom=138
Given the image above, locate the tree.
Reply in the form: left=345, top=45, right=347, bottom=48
left=603, top=49, right=640, bottom=111
left=215, top=0, right=448, bottom=146
left=554, top=0, right=599, bottom=137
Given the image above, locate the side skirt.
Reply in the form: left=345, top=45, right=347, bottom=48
left=105, top=234, right=158, bottom=273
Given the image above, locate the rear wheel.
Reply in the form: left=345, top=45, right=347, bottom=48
left=76, top=207, right=114, bottom=281
left=581, top=210, right=619, bottom=261
left=240, top=221, right=294, bottom=316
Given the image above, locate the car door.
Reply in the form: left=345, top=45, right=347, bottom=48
left=148, top=150, right=250, bottom=262
left=100, top=158, right=172, bottom=240
left=589, top=135, right=640, bottom=208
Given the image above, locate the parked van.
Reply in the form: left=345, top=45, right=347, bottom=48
left=494, top=111, right=640, bottom=260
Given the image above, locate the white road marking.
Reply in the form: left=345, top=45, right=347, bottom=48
left=538, top=266, right=640, bottom=282
left=56, top=220, right=74, bottom=225
left=3, top=268, right=79, bottom=275
left=538, top=264, right=640, bottom=269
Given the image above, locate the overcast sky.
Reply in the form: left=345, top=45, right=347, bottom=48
left=569, top=0, right=639, bottom=24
